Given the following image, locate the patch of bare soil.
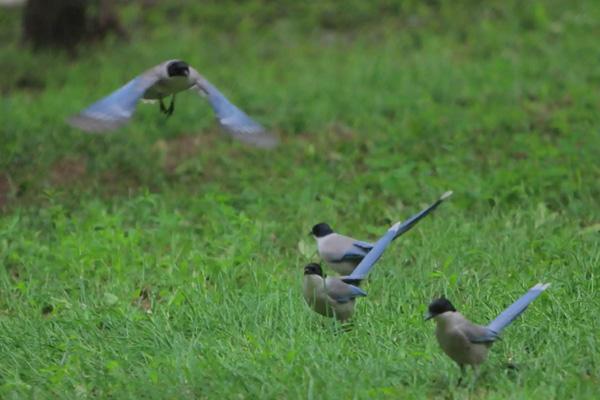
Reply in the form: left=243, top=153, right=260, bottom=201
left=525, top=94, right=573, bottom=137
left=0, top=173, right=11, bottom=209
left=50, top=156, right=87, bottom=186
left=155, top=133, right=215, bottom=173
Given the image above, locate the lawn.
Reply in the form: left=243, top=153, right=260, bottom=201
left=1, top=1, right=599, bottom=398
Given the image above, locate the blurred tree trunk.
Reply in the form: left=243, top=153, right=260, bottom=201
left=22, top=0, right=126, bottom=52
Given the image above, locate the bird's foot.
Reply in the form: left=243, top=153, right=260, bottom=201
left=506, top=362, right=519, bottom=371
left=457, top=364, right=466, bottom=387
left=166, top=95, right=176, bottom=117
left=159, top=98, right=169, bottom=115
left=339, top=321, right=354, bottom=333
left=159, top=96, right=175, bottom=117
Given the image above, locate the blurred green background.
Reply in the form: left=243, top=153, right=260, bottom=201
left=1, top=1, right=599, bottom=398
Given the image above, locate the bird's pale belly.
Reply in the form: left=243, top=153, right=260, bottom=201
left=436, top=329, right=490, bottom=365
left=303, top=277, right=333, bottom=317
left=329, top=298, right=355, bottom=322
left=143, top=77, right=194, bottom=99
left=325, top=259, right=360, bottom=275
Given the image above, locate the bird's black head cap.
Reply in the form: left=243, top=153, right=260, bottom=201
left=167, top=60, right=190, bottom=77
left=304, top=263, right=324, bottom=276
left=427, top=297, right=457, bottom=318
left=311, top=223, right=334, bottom=238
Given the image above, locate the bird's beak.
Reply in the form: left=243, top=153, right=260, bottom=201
left=424, top=311, right=434, bottom=321
left=308, top=231, right=313, bottom=236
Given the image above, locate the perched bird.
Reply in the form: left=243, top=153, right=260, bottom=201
left=303, top=218, right=411, bottom=322
left=311, top=191, right=453, bottom=275
left=425, top=283, right=551, bottom=382
left=68, top=59, right=278, bottom=148
left=302, top=263, right=364, bottom=322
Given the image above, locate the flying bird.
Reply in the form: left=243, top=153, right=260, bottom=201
left=68, top=59, right=278, bottom=148
left=303, top=218, right=414, bottom=322
left=311, top=191, right=453, bottom=275
left=425, top=283, right=551, bottom=384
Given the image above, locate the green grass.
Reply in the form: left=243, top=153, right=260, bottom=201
left=1, top=0, right=600, bottom=398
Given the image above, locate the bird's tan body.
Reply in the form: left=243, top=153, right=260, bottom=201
left=302, top=274, right=355, bottom=321
left=143, top=76, right=195, bottom=100
left=317, top=234, right=362, bottom=275
left=434, top=312, right=491, bottom=366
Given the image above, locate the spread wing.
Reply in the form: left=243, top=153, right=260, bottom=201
left=68, top=68, right=161, bottom=133
left=190, top=68, right=278, bottom=149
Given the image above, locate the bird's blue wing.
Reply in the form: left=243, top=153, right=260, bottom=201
left=486, top=283, right=550, bottom=335
left=328, top=280, right=367, bottom=303
left=392, top=191, right=453, bottom=241
left=338, top=250, right=366, bottom=262
left=352, top=240, right=374, bottom=251
left=68, top=75, right=158, bottom=133
left=346, top=284, right=368, bottom=299
left=466, top=327, right=500, bottom=344
left=337, top=243, right=372, bottom=262
left=191, top=72, right=278, bottom=149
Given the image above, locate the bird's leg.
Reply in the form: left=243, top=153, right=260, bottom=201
left=457, top=364, right=466, bottom=386
left=159, top=98, right=168, bottom=114
left=166, top=94, right=176, bottom=116
left=471, top=365, right=482, bottom=387
left=340, top=321, right=354, bottom=333
left=506, top=356, right=519, bottom=371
